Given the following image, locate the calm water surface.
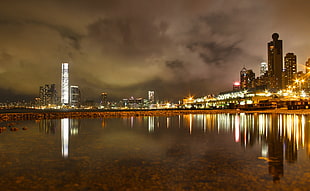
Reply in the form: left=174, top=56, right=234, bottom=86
left=1, top=113, right=310, bottom=190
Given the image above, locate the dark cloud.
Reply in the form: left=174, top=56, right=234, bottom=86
left=0, top=0, right=309, bottom=102
left=166, top=60, right=184, bottom=69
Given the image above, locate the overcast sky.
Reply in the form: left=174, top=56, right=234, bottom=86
left=1, top=0, right=310, bottom=102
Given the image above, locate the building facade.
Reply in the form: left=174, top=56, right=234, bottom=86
left=39, top=84, right=57, bottom=106
left=100, top=92, right=108, bottom=107
left=306, top=58, right=310, bottom=74
left=148, top=91, right=155, bottom=103
left=240, top=67, right=255, bottom=89
left=260, top=62, right=268, bottom=76
left=70, top=85, right=80, bottom=107
left=283, top=53, right=297, bottom=88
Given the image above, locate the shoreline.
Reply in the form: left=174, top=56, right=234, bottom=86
left=0, top=108, right=310, bottom=122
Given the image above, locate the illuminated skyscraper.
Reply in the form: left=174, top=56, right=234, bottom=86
left=148, top=91, right=155, bottom=103
left=70, top=85, right=80, bottom=107
left=283, top=53, right=297, bottom=88
left=39, top=84, right=57, bottom=106
left=305, top=58, right=310, bottom=90
left=100, top=92, right=108, bottom=107
left=267, top=33, right=283, bottom=90
left=61, top=63, right=69, bottom=105
left=240, top=67, right=255, bottom=89
left=260, top=62, right=268, bottom=76
left=306, top=58, right=310, bottom=74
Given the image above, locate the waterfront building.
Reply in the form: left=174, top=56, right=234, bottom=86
left=148, top=91, right=155, bottom=103
left=39, top=84, right=57, bottom=106
left=240, top=67, right=255, bottom=89
left=306, top=58, right=310, bottom=74
left=122, top=97, right=147, bottom=109
left=283, top=53, right=297, bottom=88
left=267, top=33, right=283, bottom=90
left=70, top=85, right=80, bottom=108
left=305, top=58, right=310, bottom=90
left=61, top=63, right=69, bottom=105
left=100, top=92, right=108, bottom=107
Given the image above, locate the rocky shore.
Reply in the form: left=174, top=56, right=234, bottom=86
left=0, top=108, right=310, bottom=122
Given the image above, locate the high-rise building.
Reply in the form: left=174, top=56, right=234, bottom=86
left=267, top=33, right=283, bottom=90
left=148, top=91, right=155, bottom=103
left=61, top=63, right=69, bottom=105
left=100, top=92, right=108, bottom=107
left=260, top=62, right=268, bottom=76
left=306, top=58, right=310, bottom=74
left=240, top=67, right=255, bottom=89
left=283, top=53, right=297, bottom=88
left=39, top=84, right=57, bottom=106
left=70, top=85, right=80, bottom=107
left=305, top=58, right=310, bottom=90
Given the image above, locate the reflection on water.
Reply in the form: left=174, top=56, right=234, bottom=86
left=39, top=118, right=80, bottom=158
left=1, top=113, right=310, bottom=190
left=61, top=118, right=69, bottom=158
left=146, top=113, right=310, bottom=182
left=39, top=114, right=310, bottom=175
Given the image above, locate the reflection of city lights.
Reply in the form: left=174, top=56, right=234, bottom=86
left=148, top=116, right=154, bottom=132
left=189, top=114, right=192, bottom=134
left=167, top=117, right=170, bottom=128
left=235, top=115, right=240, bottom=142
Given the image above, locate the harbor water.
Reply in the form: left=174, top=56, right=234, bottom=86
left=1, top=113, right=310, bottom=190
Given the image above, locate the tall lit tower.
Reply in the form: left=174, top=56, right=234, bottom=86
left=267, top=33, right=283, bottom=90
left=148, top=91, right=155, bottom=103
left=283, top=53, right=297, bottom=88
left=240, top=67, right=255, bottom=89
left=61, top=63, right=69, bottom=105
left=306, top=58, right=310, bottom=74
left=260, top=62, right=268, bottom=76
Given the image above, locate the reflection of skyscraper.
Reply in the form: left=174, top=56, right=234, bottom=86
left=61, top=118, right=69, bottom=158
left=267, top=117, right=283, bottom=182
left=284, top=138, right=297, bottom=163
left=38, top=119, right=57, bottom=134
left=148, top=116, right=154, bottom=132
left=60, top=118, right=80, bottom=158
left=61, top=63, right=69, bottom=105
left=268, top=33, right=283, bottom=90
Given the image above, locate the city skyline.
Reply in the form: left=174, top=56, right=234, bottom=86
left=1, top=0, right=310, bottom=102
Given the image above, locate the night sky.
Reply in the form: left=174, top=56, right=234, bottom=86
left=1, top=0, right=310, bottom=102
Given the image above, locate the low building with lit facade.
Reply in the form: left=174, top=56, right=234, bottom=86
left=122, top=97, right=147, bottom=109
